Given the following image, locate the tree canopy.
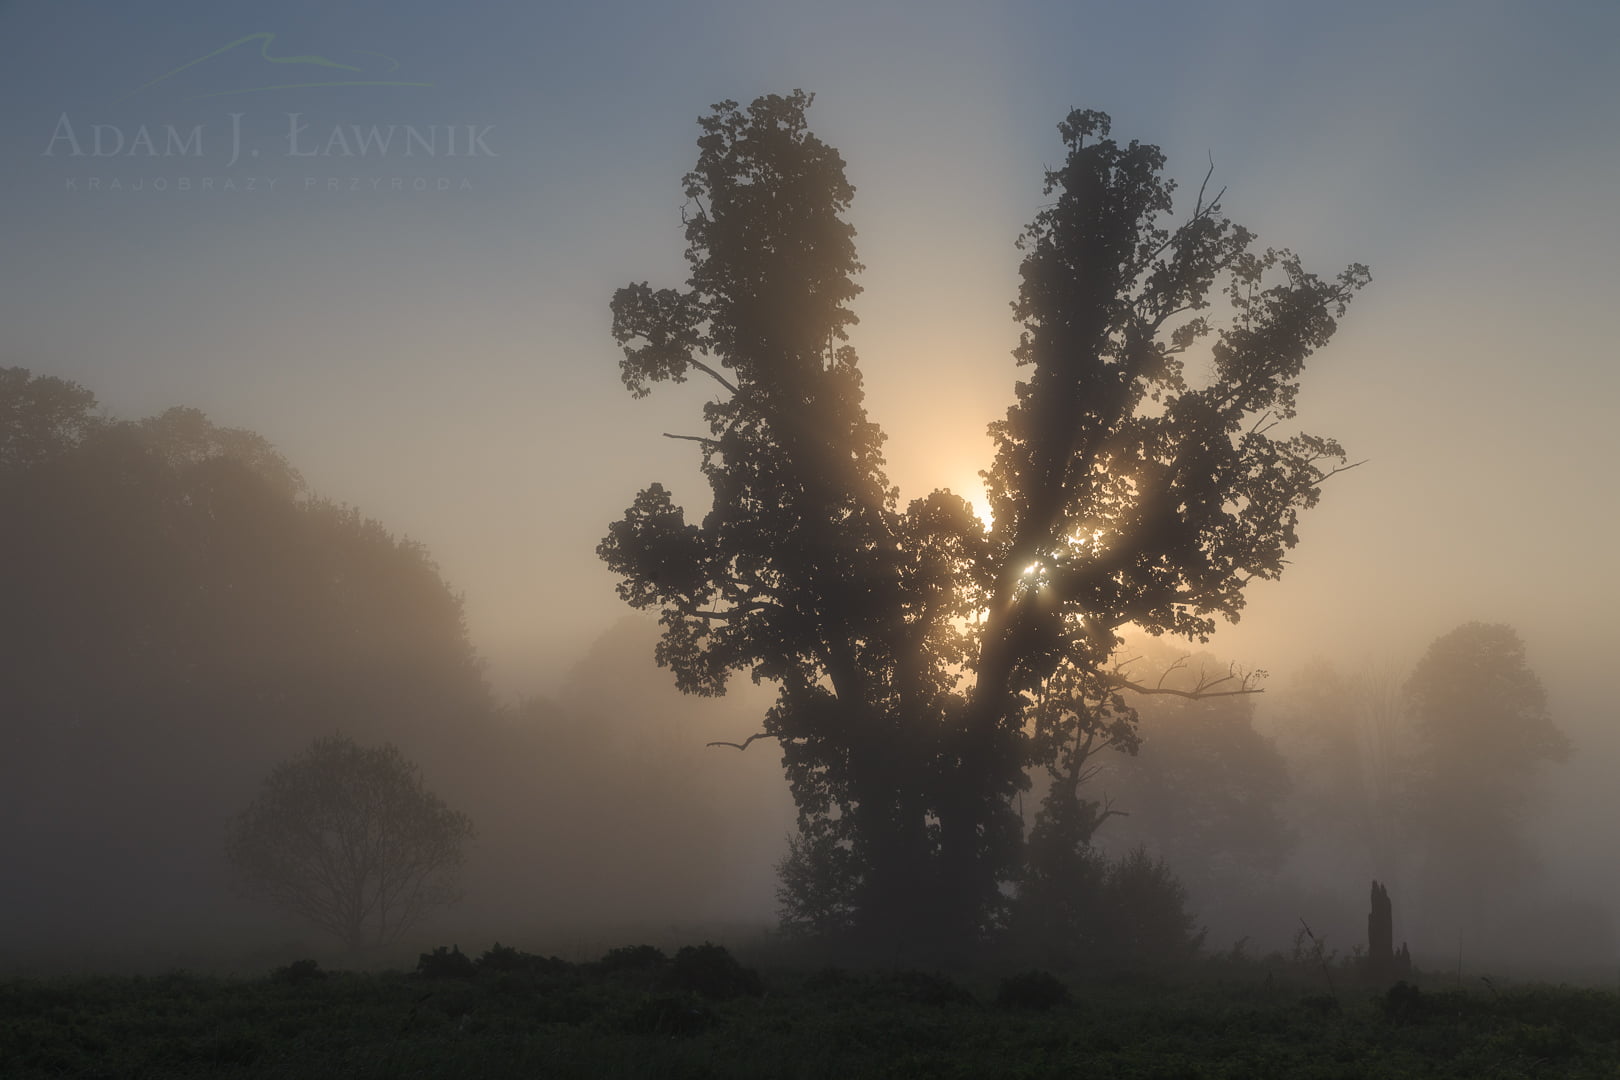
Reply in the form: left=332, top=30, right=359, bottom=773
left=601, top=93, right=1368, bottom=950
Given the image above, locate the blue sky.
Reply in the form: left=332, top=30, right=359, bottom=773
left=2, top=0, right=1617, bottom=760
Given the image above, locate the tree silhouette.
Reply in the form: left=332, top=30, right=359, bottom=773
left=0, top=370, right=492, bottom=938
left=1089, top=644, right=1295, bottom=906
left=601, top=93, right=1368, bottom=948
left=1273, top=658, right=1413, bottom=901
left=1404, top=622, right=1568, bottom=931
left=226, top=735, right=474, bottom=953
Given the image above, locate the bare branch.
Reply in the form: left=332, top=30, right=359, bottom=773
left=688, top=358, right=739, bottom=396
left=1193, top=151, right=1217, bottom=219
left=1106, top=672, right=1262, bottom=700
left=1310, top=459, right=1368, bottom=487
left=707, top=733, right=776, bottom=751
left=1159, top=655, right=1191, bottom=689
left=1096, top=792, right=1130, bottom=826
left=663, top=432, right=717, bottom=446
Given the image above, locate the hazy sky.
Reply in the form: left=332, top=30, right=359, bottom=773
left=3, top=0, right=1616, bottom=762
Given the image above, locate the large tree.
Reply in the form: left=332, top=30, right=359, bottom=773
left=600, top=93, right=1368, bottom=948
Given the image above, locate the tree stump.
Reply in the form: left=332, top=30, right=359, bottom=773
left=1367, top=880, right=1395, bottom=984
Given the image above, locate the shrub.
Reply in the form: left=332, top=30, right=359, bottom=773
left=995, top=969, right=1070, bottom=1010
left=883, top=970, right=976, bottom=1007
left=1101, top=846, right=1206, bottom=969
left=477, top=942, right=572, bottom=975
left=596, top=944, right=667, bottom=974
left=803, top=966, right=855, bottom=993
left=269, top=958, right=326, bottom=985
left=1010, top=842, right=1204, bottom=972
left=667, top=943, right=763, bottom=999
left=620, top=994, right=718, bottom=1037
left=416, top=945, right=477, bottom=979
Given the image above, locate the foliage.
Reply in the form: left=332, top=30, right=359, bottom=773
left=595, top=944, right=669, bottom=974
left=667, top=944, right=763, bottom=999
left=620, top=993, right=719, bottom=1037
left=268, top=958, right=326, bottom=985
left=416, top=945, right=478, bottom=979
left=5, top=958, right=1616, bottom=1079
left=995, top=969, right=1071, bottom=1010
left=476, top=942, right=571, bottom=975
left=1104, top=847, right=1207, bottom=967
left=601, top=93, right=1368, bottom=946
left=879, top=969, right=978, bottom=1007
left=773, top=825, right=859, bottom=941
left=1013, top=837, right=1204, bottom=972
left=226, top=736, right=475, bottom=953
left=0, top=367, right=101, bottom=470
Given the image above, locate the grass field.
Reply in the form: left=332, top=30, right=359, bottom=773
left=3, top=942, right=1617, bottom=1078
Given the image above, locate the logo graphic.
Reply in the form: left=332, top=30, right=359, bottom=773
left=46, top=31, right=489, bottom=197
left=129, top=32, right=432, bottom=100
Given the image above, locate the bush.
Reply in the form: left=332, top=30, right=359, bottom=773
left=1102, top=847, right=1206, bottom=969
left=803, top=966, right=855, bottom=993
left=1381, top=981, right=1434, bottom=1024
left=269, top=958, right=326, bottom=985
left=595, top=944, right=667, bottom=975
left=416, top=945, right=477, bottom=979
left=620, top=994, right=719, bottom=1037
left=667, top=943, right=763, bottom=999
left=995, top=969, right=1070, bottom=1011
left=883, top=970, right=976, bottom=1007
left=1009, top=842, right=1204, bottom=972
left=476, top=942, right=572, bottom=975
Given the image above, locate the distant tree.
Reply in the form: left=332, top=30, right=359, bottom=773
left=0, top=367, right=102, bottom=472
left=1011, top=834, right=1204, bottom=971
left=1089, top=644, right=1295, bottom=902
left=1272, top=659, right=1413, bottom=894
left=138, top=404, right=305, bottom=499
left=226, top=735, right=474, bottom=953
left=774, top=823, right=860, bottom=941
left=600, top=92, right=1368, bottom=948
left=0, top=371, right=492, bottom=936
left=1404, top=623, right=1569, bottom=927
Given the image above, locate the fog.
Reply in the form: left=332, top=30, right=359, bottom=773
left=2, top=1, right=1616, bottom=978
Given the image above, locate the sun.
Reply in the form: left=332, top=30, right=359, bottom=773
left=956, top=474, right=993, bottom=530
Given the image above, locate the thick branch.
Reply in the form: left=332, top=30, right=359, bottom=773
left=707, top=732, right=776, bottom=751
left=663, top=432, right=717, bottom=447
left=688, top=358, right=738, bottom=396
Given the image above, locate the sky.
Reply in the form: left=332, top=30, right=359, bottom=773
left=2, top=0, right=1616, bottom=770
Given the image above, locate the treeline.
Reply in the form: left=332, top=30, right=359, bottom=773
left=0, top=368, right=786, bottom=964
left=0, top=367, right=1602, bottom=974
left=1072, top=629, right=1601, bottom=971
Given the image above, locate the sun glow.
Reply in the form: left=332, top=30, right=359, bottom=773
left=956, top=475, right=994, bottom=531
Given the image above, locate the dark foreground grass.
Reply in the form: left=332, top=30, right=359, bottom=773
left=3, top=948, right=1617, bottom=1079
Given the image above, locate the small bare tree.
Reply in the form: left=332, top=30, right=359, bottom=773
left=226, top=735, right=474, bottom=953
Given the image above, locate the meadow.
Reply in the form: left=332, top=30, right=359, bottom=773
left=4, top=942, right=1616, bottom=1079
